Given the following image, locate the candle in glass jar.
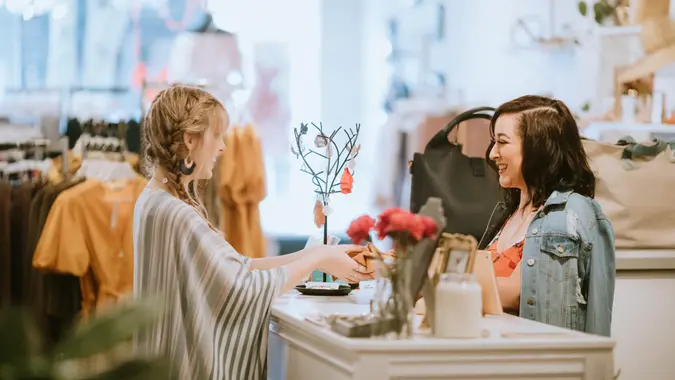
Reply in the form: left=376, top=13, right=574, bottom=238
left=434, top=273, right=483, bottom=338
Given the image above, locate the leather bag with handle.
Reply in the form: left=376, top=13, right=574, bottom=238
left=410, top=107, right=503, bottom=241
left=583, top=136, right=675, bottom=249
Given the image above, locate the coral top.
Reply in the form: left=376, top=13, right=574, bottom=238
left=488, top=232, right=525, bottom=278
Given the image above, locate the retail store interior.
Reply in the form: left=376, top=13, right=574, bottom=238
left=1, top=0, right=674, bottom=379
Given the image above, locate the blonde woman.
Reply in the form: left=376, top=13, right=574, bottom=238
left=133, top=85, right=371, bottom=379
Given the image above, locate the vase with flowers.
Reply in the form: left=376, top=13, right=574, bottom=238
left=346, top=208, right=438, bottom=338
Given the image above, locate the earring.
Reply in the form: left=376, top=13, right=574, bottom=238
left=180, top=154, right=196, bottom=175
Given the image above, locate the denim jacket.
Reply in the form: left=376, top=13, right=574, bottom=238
left=478, top=190, right=616, bottom=337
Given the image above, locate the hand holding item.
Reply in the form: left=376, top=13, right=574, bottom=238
left=314, top=244, right=375, bottom=284
left=345, top=243, right=394, bottom=273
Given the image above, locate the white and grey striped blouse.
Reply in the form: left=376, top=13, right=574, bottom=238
left=133, top=187, right=286, bottom=380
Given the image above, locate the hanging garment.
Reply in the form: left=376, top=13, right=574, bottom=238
left=0, top=181, right=11, bottom=309
left=218, top=125, right=266, bottom=259
left=26, top=178, right=86, bottom=346
left=46, top=152, right=82, bottom=184
left=133, top=187, right=286, bottom=380
left=9, top=182, right=34, bottom=306
left=33, top=176, right=147, bottom=317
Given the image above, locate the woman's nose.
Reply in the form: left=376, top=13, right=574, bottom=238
left=488, top=143, right=499, bottom=161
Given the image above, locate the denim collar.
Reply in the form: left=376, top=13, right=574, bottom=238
left=543, top=190, right=573, bottom=208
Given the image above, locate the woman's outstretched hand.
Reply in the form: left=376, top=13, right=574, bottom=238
left=313, top=244, right=374, bottom=284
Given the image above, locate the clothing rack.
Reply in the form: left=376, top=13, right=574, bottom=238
left=0, top=132, right=146, bottom=346
left=0, top=138, right=51, bottom=152
left=0, top=137, right=70, bottom=176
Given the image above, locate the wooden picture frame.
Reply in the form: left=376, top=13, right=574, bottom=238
left=421, top=233, right=478, bottom=329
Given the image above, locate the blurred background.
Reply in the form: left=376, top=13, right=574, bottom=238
left=1, top=0, right=674, bottom=244
left=2, top=1, right=675, bottom=379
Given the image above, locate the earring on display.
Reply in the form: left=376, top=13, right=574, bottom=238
left=180, top=154, right=196, bottom=175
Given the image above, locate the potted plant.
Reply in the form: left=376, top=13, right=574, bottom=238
left=578, top=0, right=631, bottom=26
left=0, top=297, right=171, bottom=379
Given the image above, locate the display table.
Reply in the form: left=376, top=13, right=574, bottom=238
left=268, top=291, right=615, bottom=380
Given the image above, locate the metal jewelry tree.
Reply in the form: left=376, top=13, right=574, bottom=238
left=291, top=122, right=361, bottom=282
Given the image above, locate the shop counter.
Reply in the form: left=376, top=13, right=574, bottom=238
left=268, top=291, right=615, bottom=380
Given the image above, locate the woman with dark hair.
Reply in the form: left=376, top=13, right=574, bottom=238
left=478, top=95, right=615, bottom=337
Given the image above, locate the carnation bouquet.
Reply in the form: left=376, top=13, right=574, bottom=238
left=346, top=207, right=438, bottom=337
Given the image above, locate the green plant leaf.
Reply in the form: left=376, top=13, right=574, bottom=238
left=578, top=1, right=588, bottom=16
left=53, top=297, right=165, bottom=361
left=79, top=358, right=175, bottom=380
left=0, top=309, right=47, bottom=375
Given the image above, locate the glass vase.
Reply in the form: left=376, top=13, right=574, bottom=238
left=392, top=255, right=415, bottom=338
left=372, top=256, right=414, bottom=338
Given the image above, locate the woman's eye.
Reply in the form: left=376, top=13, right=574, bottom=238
left=497, top=140, right=507, bottom=145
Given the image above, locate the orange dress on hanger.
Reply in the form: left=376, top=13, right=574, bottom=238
left=218, top=124, right=266, bottom=258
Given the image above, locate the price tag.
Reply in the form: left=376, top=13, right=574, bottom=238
left=306, top=282, right=339, bottom=290
left=359, top=280, right=376, bottom=290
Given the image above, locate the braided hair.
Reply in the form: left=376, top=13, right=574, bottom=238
left=141, top=85, right=226, bottom=223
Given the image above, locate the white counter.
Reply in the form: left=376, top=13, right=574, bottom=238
left=268, top=290, right=615, bottom=380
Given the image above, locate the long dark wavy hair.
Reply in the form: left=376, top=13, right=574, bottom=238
left=485, top=95, right=596, bottom=215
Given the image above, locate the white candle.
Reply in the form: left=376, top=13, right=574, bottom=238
left=434, top=273, right=483, bottom=339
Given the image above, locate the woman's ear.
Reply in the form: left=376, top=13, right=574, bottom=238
left=183, top=131, right=195, bottom=151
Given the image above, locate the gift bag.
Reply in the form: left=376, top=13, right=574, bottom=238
left=583, top=137, right=675, bottom=249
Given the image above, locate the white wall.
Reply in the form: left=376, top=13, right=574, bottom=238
left=431, top=0, right=588, bottom=109
left=426, top=0, right=675, bottom=113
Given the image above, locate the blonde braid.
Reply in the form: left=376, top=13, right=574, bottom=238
left=142, top=85, right=226, bottom=226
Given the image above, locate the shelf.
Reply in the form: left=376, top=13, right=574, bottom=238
left=596, top=25, right=642, bottom=37
left=618, top=44, right=675, bottom=83
left=616, top=249, right=675, bottom=270
left=584, top=121, right=675, bottom=136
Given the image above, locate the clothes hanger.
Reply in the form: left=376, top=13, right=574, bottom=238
left=75, top=137, right=136, bottom=182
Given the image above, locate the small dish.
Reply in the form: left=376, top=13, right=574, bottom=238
left=295, top=284, right=353, bottom=296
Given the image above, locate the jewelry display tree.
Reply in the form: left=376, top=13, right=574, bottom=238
left=291, top=122, right=361, bottom=282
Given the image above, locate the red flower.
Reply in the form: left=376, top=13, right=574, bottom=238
left=375, top=207, right=406, bottom=240
left=377, top=207, right=406, bottom=225
left=347, top=215, right=376, bottom=244
left=374, top=208, right=439, bottom=242
left=419, top=215, right=439, bottom=238
left=387, top=212, right=425, bottom=240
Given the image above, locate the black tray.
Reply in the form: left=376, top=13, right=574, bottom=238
left=294, top=284, right=353, bottom=296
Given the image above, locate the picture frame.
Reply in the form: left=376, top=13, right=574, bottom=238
left=444, top=234, right=478, bottom=274
left=420, top=233, right=478, bottom=329
left=430, top=233, right=477, bottom=278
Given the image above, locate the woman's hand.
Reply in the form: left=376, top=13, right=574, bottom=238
left=314, top=244, right=375, bottom=284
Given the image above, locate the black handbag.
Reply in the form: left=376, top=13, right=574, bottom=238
left=409, top=107, right=503, bottom=242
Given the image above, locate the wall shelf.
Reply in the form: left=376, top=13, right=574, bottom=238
left=583, top=121, right=675, bottom=141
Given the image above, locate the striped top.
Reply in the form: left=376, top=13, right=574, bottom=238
left=133, top=186, right=287, bottom=380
